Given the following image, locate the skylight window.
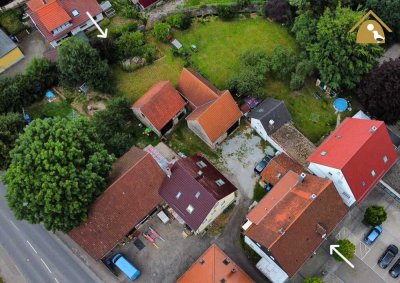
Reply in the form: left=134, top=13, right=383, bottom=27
left=216, top=179, right=225, bottom=186
left=383, top=155, right=388, bottom=164
left=72, top=9, right=79, bottom=17
left=176, top=192, right=181, bottom=199
left=195, top=191, right=200, bottom=198
left=371, top=170, right=376, bottom=177
left=196, top=161, right=207, bottom=168
left=186, top=204, right=194, bottom=214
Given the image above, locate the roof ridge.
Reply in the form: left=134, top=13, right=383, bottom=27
left=176, top=159, right=219, bottom=201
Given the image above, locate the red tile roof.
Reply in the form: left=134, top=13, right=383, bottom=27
left=308, top=118, right=398, bottom=203
left=132, top=81, right=186, bottom=131
left=69, top=147, right=165, bottom=260
left=186, top=91, right=242, bottom=143
left=159, top=154, right=237, bottom=231
left=260, top=153, right=304, bottom=186
left=36, top=1, right=71, bottom=32
left=27, top=0, right=102, bottom=42
left=138, top=0, right=159, bottom=9
left=245, top=171, right=347, bottom=276
left=177, top=68, right=219, bottom=109
left=177, top=244, right=255, bottom=283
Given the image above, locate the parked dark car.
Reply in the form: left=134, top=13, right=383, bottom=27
left=364, top=225, right=383, bottom=245
left=390, top=258, right=400, bottom=278
left=378, top=245, right=398, bottom=268
left=254, top=154, right=273, bottom=175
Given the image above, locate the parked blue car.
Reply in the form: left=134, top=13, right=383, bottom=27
left=364, top=225, right=383, bottom=245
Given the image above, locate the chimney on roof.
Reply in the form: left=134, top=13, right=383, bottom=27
left=278, top=227, right=285, bottom=235
left=231, top=268, right=237, bottom=273
left=196, top=170, right=203, bottom=180
left=223, top=258, right=230, bottom=265
left=269, top=119, right=275, bottom=130
left=310, top=193, right=317, bottom=200
left=298, top=172, right=306, bottom=183
left=370, top=126, right=378, bottom=133
left=199, top=258, right=205, bottom=264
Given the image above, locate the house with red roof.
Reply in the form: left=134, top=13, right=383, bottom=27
left=242, top=171, right=347, bottom=283
left=27, top=0, right=104, bottom=47
left=69, top=146, right=166, bottom=260
left=177, top=244, right=254, bottom=283
left=159, top=154, right=237, bottom=234
left=308, top=118, right=398, bottom=207
left=178, top=68, right=242, bottom=148
left=131, top=81, right=187, bottom=137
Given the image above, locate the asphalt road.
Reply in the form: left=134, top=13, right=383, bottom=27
left=0, top=181, right=101, bottom=283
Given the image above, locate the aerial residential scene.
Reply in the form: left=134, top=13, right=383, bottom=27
left=0, top=0, right=399, bottom=282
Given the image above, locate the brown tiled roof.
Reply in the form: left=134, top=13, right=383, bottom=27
left=186, top=91, right=242, bottom=143
left=132, top=81, right=186, bottom=130
left=271, top=123, right=316, bottom=167
left=177, top=68, right=219, bottom=108
left=177, top=244, right=255, bottom=283
left=159, top=154, right=237, bottom=231
left=261, top=153, right=304, bottom=186
left=245, top=171, right=347, bottom=276
left=69, top=147, right=165, bottom=260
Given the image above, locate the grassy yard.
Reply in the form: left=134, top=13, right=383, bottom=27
left=115, top=17, right=347, bottom=143
left=0, top=8, right=25, bottom=35
left=27, top=100, right=76, bottom=119
left=176, top=17, right=297, bottom=88
left=167, top=121, right=220, bottom=161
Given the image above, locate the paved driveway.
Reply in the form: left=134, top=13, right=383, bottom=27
left=1, top=31, right=51, bottom=77
left=217, top=125, right=274, bottom=199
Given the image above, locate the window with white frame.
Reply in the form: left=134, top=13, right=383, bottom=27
left=176, top=192, right=181, bottom=199
left=371, top=170, right=376, bottom=177
left=196, top=161, right=207, bottom=168
left=383, top=155, right=388, bottom=164
left=215, top=179, right=225, bottom=186
left=195, top=191, right=200, bottom=198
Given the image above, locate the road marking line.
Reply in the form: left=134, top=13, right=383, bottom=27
left=9, top=220, right=20, bottom=231
left=40, top=258, right=52, bottom=273
left=26, top=240, right=38, bottom=254
left=54, top=278, right=59, bottom=283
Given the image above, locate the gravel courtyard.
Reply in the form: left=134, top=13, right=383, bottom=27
left=218, top=125, right=274, bottom=199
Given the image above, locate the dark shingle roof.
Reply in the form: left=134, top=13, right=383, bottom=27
left=159, top=154, right=237, bottom=231
left=0, top=29, right=17, bottom=57
left=248, top=98, right=292, bottom=135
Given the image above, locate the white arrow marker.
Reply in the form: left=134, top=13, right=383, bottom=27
left=86, top=12, right=108, bottom=38
left=330, top=244, right=355, bottom=268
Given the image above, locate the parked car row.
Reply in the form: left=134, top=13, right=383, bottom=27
left=363, top=225, right=400, bottom=278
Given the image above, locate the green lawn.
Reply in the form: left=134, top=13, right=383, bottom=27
left=176, top=18, right=298, bottom=88
left=115, top=17, right=347, bottom=143
left=27, top=100, right=75, bottom=119
left=0, top=9, right=25, bottom=35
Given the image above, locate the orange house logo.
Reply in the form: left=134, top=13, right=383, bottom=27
left=349, top=10, right=392, bottom=44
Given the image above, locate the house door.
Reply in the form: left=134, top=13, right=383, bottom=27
left=160, top=120, right=174, bottom=135
left=227, top=120, right=239, bottom=136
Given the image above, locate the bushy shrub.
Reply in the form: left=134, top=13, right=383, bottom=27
left=115, top=31, right=146, bottom=59
left=166, top=13, right=192, bottom=30
left=304, top=278, right=324, bottom=283
left=364, top=205, right=387, bottom=226
left=333, top=239, right=355, bottom=262
left=269, top=46, right=298, bottom=80
left=265, top=0, right=291, bottom=23
left=290, top=72, right=305, bottom=90
left=153, top=23, right=171, bottom=42
left=217, top=5, right=235, bottom=20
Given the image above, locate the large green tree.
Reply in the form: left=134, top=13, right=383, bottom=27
left=357, top=58, right=400, bottom=123
left=115, top=31, right=146, bottom=59
left=0, top=113, right=25, bottom=169
left=309, top=6, right=383, bottom=90
left=366, top=0, right=400, bottom=42
left=92, top=97, right=136, bottom=157
left=0, top=58, right=57, bottom=113
left=58, top=38, right=112, bottom=92
left=3, top=118, right=115, bottom=232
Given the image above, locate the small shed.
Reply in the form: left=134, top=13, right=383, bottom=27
left=171, top=39, right=182, bottom=50
left=100, top=1, right=116, bottom=18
